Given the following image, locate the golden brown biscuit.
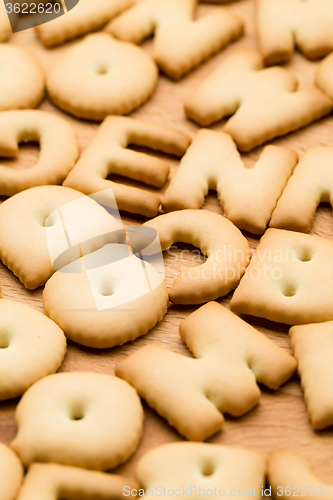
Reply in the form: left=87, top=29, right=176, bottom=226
left=270, top=146, right=333, bottom=232
left=16, top=462, right=138, bottom=500
left=0, top=1, right=12, bottom=42
left=163, top=130, right=297, bottom=234
left=0, top=443, right=23, bottom=500
left=257, top=0, right=333, bottom=65
left=0, top=110, right=78, bottom=196
left=0, top=299, right=66, bottom=400
left=46, top=33, right=158, bottom=121
left=0, top=186, right=124, bottom=289
left=185, top=49, right=332, bottom=152
left=141, top=210, right=250, bottom=304
left=36, top=0, right=133, bottom=47
left=107, top=0, right=243, bottom=80
left=43, top=243, right=169, bottom=348
left=11, top=372, right=143, bottom=470
left=231, top=228, right=333, bottom=325
left=268, top=451, right=333, bottom=500
left=64, top=116, right=191, bottom=217
left=290, top=321, right=333, bottom=430
left=137, top=442, right=266, bottom=495
left=0, top=45, right=44, bottom=111
left=116, top=302, right=296, bottom=441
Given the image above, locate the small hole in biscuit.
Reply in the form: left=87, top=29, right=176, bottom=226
left=69, top=404, right=85, bottom=421
left=282, top=283, right=297, bottom=297
left=100, top=283, right=113, bottom=297
left=202, top=461, right=215, bottom=477
left=0, top=332, right=10, bottom=349
left=96, top=65, right=109, bottom=75
left=297, top=247, right=313, bottom=262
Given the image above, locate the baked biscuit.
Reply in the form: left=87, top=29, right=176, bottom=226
left=116, top=302, right=296, bottom=441
left=64, top=116, right=191, bottom=217
left=107, top=0, right=243, bottom=80
left=0, top=299, right=66, bottom=400
left=11, top=372, right=143, bottom=470
left=163, top=130, right=297, bottom=234
left=137, top=443, right=266, bottom=494
left=16, top=462, right=138, bottom=500
left=0, top=443, right=23, bottom=500
left=0, top=186, right=124, bottom=289
left=0, top=45, right=44, bottom=111
left=0, top=110, right=78, bottom=196
left=36, top=0, right=133, bottom=47
left=46, top=33, right=158, bottom=121
left=43, top=243, right=169, bottom=348
left=141, top=210, right=250, bottom=304
left=231, top=228, right=333, bottom=325
left=185, top=49, right=332, bottom=152
left=257, top=0, right=333, bottom=65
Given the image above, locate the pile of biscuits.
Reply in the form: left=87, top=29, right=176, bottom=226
left=1, top=0, right=333, bottom=497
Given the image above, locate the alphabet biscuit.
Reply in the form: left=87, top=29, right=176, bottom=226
left=36, top=0, right=133, bottom=47
left=0, top=443, right=23, bottom=500
left=0, top=299, right=66, bottom=400
left=11, top=372, right=143, bottom=470
left=185, top=49, right=332, bottom=152
left=137, top=442, right=266, bottom=495
left=270, top=146, right=333, bottom=233
left=0, top=1, right=12, bottom=42
left=46, top=33, right=158, bottom=121
left=290, top=321, right=333, bottom=430
left=163, top=130, right=298, bottom=234
left=64, top=116, right=191, bottom=217
left=0, top=110, right=78, bottom=196
left=0, top=186, right=124, bottom=289
left=231, top=228, right=333, bottom=325
left=116, top=302, right=296, bottom=441
left=268, top=452, right=333, bottom=500
left=257, top=0, right=333, bottom=65
left=0, top=45, right=44, bottom=111
left=16, top=462, right=138, bottom=500
left=107, top=0, right=243, bottom=80
left=140, top=210, right=250, bottom=304
left=43, top=243, right=169, bottom=348
left=316, top=52, right=333, bottom=102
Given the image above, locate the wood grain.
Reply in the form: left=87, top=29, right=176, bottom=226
left=1, top=0, right=333, bottom=485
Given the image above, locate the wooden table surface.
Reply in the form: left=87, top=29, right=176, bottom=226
left=1, top=0, right=333, bottom=485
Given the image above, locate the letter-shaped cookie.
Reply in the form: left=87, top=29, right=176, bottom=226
left=0, top=443, right=23, bottom=500
left=257, top=0, right=333, bottom=65
left=64, top=116, right=191, bottom=217
left=185, top=49, right=332, bottom=152
left=0, top=186, right=124, bottom=289
left=316, top=52, right=333, bottom=102
left=11, top=372, right=143, bottom=470
left=268, top=452, right=333, bottom=500
left=137, top=443, right=266, bottom=494
left=163, top=130, right=297, bottom=234
left=0, top=110, right=78, bottom=195
left=16, top=463, right=138, bottom=500
left=0, top=2, right=12, bottom=42
left=0, top=299, right=66, bottom=400
left=46, top=33, right=158, bottom=121
left=231, top=228, right=333, bottom=325
left=107, top=0, right=243, bottom=80
left=140, top=210, right=250, bottom=304
left=290, top=321, right=333, bottom=430
left=270, top=147, right=333, bottom=232
left=116, top=302, right=297, bottom=441
left=43, top=244, right=169, bottom=348
left=36, top=0, right=133, bottom=47
left=0, top=45, right=44, bottom=111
